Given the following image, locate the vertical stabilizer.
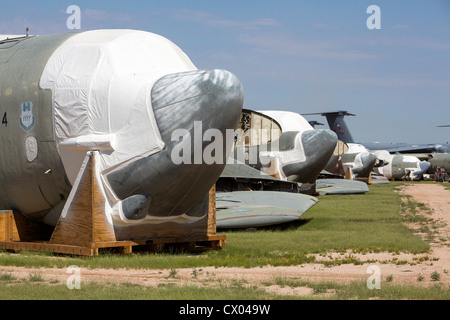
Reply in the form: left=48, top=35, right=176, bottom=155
left=303, top=111, right=355, bottom=143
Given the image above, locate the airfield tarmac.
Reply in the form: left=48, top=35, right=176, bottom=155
left=0, top=183, right=449, bottom=297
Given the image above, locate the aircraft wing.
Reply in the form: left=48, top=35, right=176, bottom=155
left=370, top=174, right=390, bottom=184
left=216, top=191, right=318, bottom=229
left=217, top=160, right=304, bottom=193
left=363, top=142, right=442, bottom=154
left=316, top=178, right=369, bottom=195
left=221, top=160, right=278, bottom=180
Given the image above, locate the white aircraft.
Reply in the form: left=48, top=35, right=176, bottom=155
left=233, top=109, right=337, bottom=182
left=0, top=30, right=243, bottom=231
left=304, top=111, right=431, bottom=181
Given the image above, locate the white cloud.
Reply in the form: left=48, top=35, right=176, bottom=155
left=82, top=8, right=131, bottom=23
left=172, top=10, right=280, bottom=30
left=238, top=34, right=384, bottom=60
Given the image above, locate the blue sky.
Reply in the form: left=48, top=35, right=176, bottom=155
left=1, top=0, right=449, bottom=144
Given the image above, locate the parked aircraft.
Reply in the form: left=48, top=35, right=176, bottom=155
left=305, top=111, right=377, bottom=183
left=0, top=30, right=243, bottom=228
left=407, top=126, right=450, bottom=174
left=309, top=111, right=450, bottom=154
left=372, top=150, right=431, bottom=181
left=229, top=109, right=337, bottom=193
left=362, top=141, right=450, bottom=154
left=304, top=111, right=431, bottom=181
left=406, top=153, right=450, bottom=174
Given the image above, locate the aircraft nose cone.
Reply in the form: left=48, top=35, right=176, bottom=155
left=359, top=152, right=378, bottom=166
left=152, top=69, right=244, bottom=143
left=352, top=152, right=378, bottom=178
left=106, top=69, right=244, bottom=219
left=283, top=129, right=338, bottom=183
left=414, top=161, right=431, bottom=176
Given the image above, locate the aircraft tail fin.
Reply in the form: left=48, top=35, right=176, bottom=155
left=303, top=111, right=355, bottom=143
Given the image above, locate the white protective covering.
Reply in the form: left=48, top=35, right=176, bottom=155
left=40, top=29, right=197, bottom=188
left=259, top=110, right=314, bottom=133
left=346, top=143, right=369, bottom=154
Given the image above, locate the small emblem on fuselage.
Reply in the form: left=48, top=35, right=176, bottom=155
left=19, top=102, right=35, bottom=132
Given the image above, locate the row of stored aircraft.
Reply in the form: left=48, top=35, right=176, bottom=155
left=215, top=108, right=449, bottom=228
left=0, top=29, right=447, bottom=234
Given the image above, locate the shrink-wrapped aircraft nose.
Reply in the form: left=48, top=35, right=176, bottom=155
left=152, top=69, right=244, bottom=144
left=2, top=29, right=244, bottom=229
left=282, top=129, right=338, bottom=183
left=107, top=69, right=244, bottom=220
left=412, top=161, right=431, bottom=179
left=352, top=152, right=378, bottom=178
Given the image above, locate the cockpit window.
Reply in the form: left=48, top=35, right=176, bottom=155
left=235, top=110, right=282, bottom=147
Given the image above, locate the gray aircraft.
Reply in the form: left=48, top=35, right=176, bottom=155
left=305, top=112, right=377, bottom=183
left=410, top=126, right=450, bottom=175
left=304, top=111, right=431, bottom=181
left=405, top=153, right=450, bottom=174
left=0, top=30, right=243, bottom=228
left=363, top=141, right=450, bottom=154
left=314, top=111, right=450, bottom=154
left=229, top=109, right=338, bottom=193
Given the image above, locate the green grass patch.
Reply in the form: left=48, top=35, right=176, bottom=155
left=268, top=276, right=450, bottom=300
left=0, top=182, right=430, bottom=271
left=1, top=277, right=449, bottom=300
left=0, top=281, right=277, bottom=300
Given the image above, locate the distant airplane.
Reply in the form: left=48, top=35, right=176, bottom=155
left=404, top=153, right=450, bottom=174
left=304, top=111, right=431, bottom=181
left=372, top=150, right=431, bottom=181
left=305, top=111, right=377, bottom=183
left=406, top=125, right=450, bottom=173
left=306, top=111, right=450, bottom=154
left=0, top=30, right=243, bottom=229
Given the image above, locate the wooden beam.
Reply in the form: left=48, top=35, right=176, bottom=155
left=49, top=152, right=116, bottom=247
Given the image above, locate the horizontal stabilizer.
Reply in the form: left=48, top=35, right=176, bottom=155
left=308, top=120, right=324, bottom=128
left=302, top=111, right=356, bottom=117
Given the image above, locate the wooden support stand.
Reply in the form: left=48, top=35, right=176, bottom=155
left=0, top=152, right=225, bottom=256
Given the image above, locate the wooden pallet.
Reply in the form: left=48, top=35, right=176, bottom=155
left=0, top=152, right=225, bottom=256
left=0, top=218, right=226, bottom=256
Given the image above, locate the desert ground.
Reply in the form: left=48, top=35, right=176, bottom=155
left=0, top=183, right=449, bottom=297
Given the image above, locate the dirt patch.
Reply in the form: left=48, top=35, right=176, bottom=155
left=1, top=183, right=449, bottom=297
